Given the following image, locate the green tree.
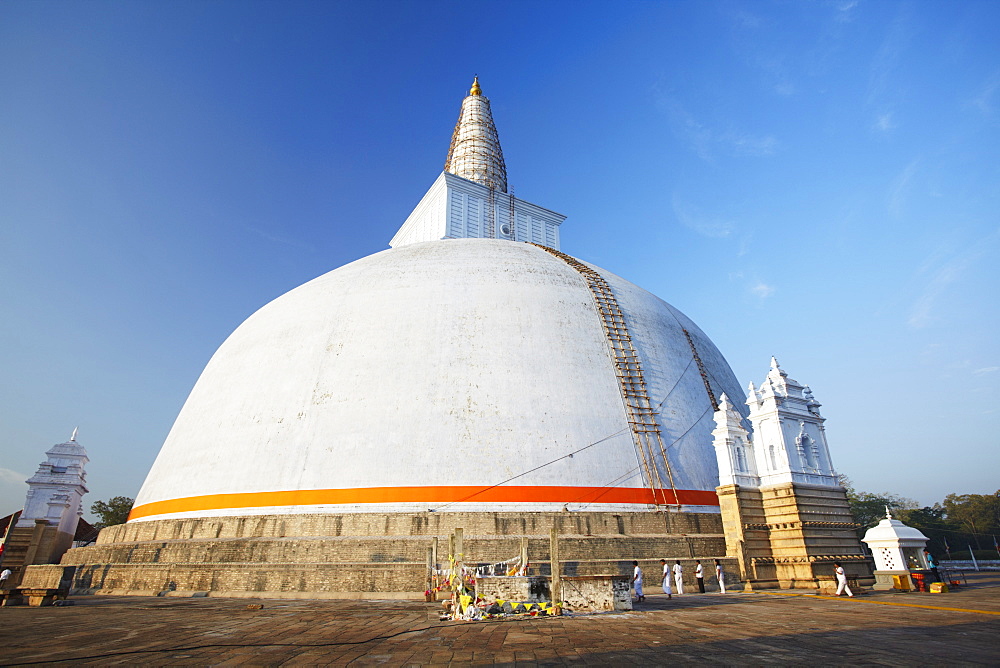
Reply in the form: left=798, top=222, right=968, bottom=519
left=90, top=496, right=134, bottom=528
left=896, top=504, right=956, bottom=555
left=840, top=476, right=917, bottom=537
left=942, top=492, right=999, bottom=549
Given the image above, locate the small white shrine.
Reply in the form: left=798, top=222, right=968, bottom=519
left=862, top=509, right=930, bottom=591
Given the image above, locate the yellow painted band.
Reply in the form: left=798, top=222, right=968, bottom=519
left=759, top=590, right=1000, bottom=616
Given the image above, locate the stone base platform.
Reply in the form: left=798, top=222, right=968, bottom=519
left=22, top=511, right=739, bottom=599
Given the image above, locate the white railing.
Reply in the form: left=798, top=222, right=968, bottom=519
left=939, top=560, right=1000, bottom=571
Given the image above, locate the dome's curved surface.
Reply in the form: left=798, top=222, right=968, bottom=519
left=131, top=239, right=745, bottom=521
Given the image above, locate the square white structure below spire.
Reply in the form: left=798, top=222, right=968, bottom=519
left=389, top=172, right=566, bottom=249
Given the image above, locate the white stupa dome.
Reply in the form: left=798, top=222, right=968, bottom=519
left=128, top=80, right=749, bottom=522
left=131, top=239, right=745, bottom=521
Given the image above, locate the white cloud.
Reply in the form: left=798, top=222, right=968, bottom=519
left=874, top=112, right=896, bottom=132
left=867, top=11, right=912, bottom=107
left=654, top=95, right=777, bottom=162
left=721, top=130, right=778, bottom=156
left=671, top=195, right=737, bottom=238
left=737, top=235, right=752, bottom=257
left=0, top=467, right=26, bottom=485
left=728, top=8, right=762, bottom=29
left=969, top=70, right=1000, bottom=115
left=907, top=236, right=992, bottom=328
left=773, top=81, right=795, bottom=97
left=751, top=282, right=775, bottom=298
left=973, top=366, right=1000, bottom=376
left=249, top=226, right=314, bottom=250
left=0, top=467, right=28, bottom=510
left=908, top=260, right=963, bottom=328
left=888, top=158, right=919, bottom=217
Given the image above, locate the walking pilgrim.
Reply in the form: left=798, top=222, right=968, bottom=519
left=715, top=559, right=726, bottom=593
left=632, top=561, right=645, bottom=602
left=660, top=559, right=673, bottom=598
left=834, top=562, right=853, bottom=597
left=695, top=560, right=705, bottom=593
left=672, top=560, right=684, bottom=594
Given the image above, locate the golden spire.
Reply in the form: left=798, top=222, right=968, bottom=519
left=469, top=76, right=482, bottom=96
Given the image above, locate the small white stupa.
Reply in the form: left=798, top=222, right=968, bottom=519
left=862, top=508, right=930, bottom=591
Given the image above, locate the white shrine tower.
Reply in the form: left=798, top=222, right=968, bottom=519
left=712, top=360, right=872, bottom=590
left=1, top=431, right=89, bottom=583
left=743, top=357, right=837, bottom=488
left=17, top=429, right=89, bottom=536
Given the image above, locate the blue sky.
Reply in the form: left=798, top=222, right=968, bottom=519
left=2, top=0, right=998, bottom=519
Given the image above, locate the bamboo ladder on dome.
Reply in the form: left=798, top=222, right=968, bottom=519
left=531, top=244, right=681, bottom=511
left=682, top=328, right=720, bottom=412
left=507, top=190, right=516, bottom=240
left=486, top=185, right=496, bottom=238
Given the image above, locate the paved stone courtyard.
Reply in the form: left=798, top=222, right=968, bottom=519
left=2, top=573, right=998, bottom=665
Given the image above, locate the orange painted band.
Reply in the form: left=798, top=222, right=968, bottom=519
left=128, top=486, right=720, bottom=521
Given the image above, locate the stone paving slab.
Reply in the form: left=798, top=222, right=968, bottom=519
left=1, top=573, right=999, bottom=665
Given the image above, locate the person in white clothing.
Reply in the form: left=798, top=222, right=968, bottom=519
left=715, top=559, right=726, bottom=593
left=659, top=559, right=672, bottom=598
left=0, top=568, right=11, bottom=588
left=695, top=560, right=705, bottom=593
left=672, top=560, right=684, bottom=594
left=834, top=562, right=853, bottom=597
left=632, top=560, right=645, bottom=602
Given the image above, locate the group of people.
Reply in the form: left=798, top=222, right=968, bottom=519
left=630, top=559, right=726, bottom=602
left=632, top=559, right=859, bottom=602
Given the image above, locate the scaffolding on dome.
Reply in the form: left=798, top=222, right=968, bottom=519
left=444, top=77, right=510, bottom=241
left=507, top=189, right=516, bottom=240
left=444, top=77, right=508, bottom=193
left=532, top=244, right=682, bottom=510
left=683, top=328, right=719, bottom=412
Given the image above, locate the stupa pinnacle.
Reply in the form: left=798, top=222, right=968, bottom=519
left=391, top=78, right=564, bottom=249
left=444, top=77, right=508, bottom=192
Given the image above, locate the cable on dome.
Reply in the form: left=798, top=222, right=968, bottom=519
left=651, top=357, right=695, bottom=413
left=662, top=406, right=712, bottom=452
left=427, top=428, right=629, bottom=512
left=571, top=467, right=642, bottom=510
